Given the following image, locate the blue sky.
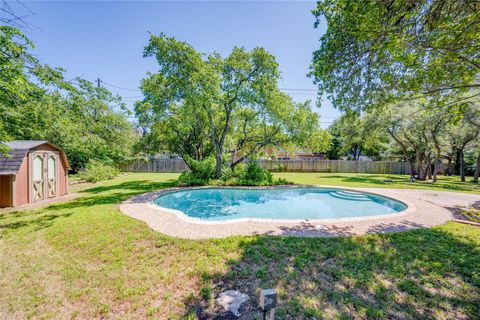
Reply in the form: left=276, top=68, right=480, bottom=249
left=19, top=1, right=340, bottom=126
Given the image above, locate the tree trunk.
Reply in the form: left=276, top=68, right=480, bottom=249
left=415, top=149, right=426, bottom=181
left=454, top=150, right=461, bottom=177
left=204, top=104, right=231, bottom=180
left=354, top=146, right=362, bottom=161
left=407, top=159, right=415, bottom=180
left=432, top=159, right=439, bottom=182
left=473, top=154, right=480, bottom=183
left=459, top=149, right=466, bottom=182
left=432, top=144, right=441, bottom=182
left=446, top=157, right=453, bottom=176
left=231, top=150, right=237, bottom=167
left=215, top=149, right=222, bottom=179
left=387, top=130, right=415, bottom=180
left=426, top=163, right=432, bottom=180
left=425, top=153, right=432, bottom=180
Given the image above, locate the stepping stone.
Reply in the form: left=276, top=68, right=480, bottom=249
left=216, top=290, right=249, bottom=316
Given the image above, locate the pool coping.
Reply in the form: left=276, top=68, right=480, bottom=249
left=120, top=185, right=480, bottom=239
left=145, top=185, right=416, bottom=225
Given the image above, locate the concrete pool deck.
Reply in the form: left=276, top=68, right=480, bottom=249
left=120, top=186, right=480, bottom=239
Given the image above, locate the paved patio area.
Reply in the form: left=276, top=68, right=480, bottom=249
left=120, top=186, right=480, bottom=239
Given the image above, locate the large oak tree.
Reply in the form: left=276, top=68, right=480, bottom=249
left=138, top=34, right=329, bottom=178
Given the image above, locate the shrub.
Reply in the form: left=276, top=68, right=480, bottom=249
left=272, top=163, right=287, bottom=172
left=78, top=159, right=120, bottom=183
left=178, top=157, right=216, bottom=186
left=218, top=162, right=245, bottom=185
left=178, top=158, right=292, bottom=186
left=235, top=161, right=293, bottom=186
left=275, top=177, right=293, bottom=185
left=236, top=161, right=274, bottom=186
left=178, top=171, right=209, bottom=186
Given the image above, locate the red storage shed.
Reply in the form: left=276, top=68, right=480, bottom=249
left=0, top=141, right=70, bottom=208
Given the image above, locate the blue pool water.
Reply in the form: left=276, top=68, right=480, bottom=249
left=154, top=187, right=407, bottom=221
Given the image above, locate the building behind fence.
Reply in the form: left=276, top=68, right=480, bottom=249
left=119, top=158, right=437, bottom=175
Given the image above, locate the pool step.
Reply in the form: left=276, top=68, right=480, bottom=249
left=336, top=190, right=369, bottom=198
left=328, top=191, right=371, bottom=202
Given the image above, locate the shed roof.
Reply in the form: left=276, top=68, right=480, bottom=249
left=0, top=140, right=71, bottom=175
left=5, top=140, right=51, bottom=150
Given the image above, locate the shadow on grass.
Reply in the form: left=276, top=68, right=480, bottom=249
left=445, top=200, right=480, bottom=223
left=0, top=179, right=177, bottom=233
left=0, top=212, right=75, bottom=233
left=320, top=175, right=479, bottom=192
left=81, top=180, right=178, bottom=195
left=185, top=226, right=480, bottom=319
left=319, top=174, right=404, bottom=185
left=262, top=220, right=425, bottom=237
left=1, top=177, right=479, bottom=318
left=46, top=180, right=178, bottom=210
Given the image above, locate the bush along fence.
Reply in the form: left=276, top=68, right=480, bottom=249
left=119, top=158, right=447, bottom=175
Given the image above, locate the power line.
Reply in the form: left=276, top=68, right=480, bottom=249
left=122, top=95, right=144, bottom=99
left=102, top=81, right=319, bottom=94
left=103, top=82, right=142, bottom=92
left=280, top=88, right=318, bottom=92
left=286, top=93, right=319, bottom=96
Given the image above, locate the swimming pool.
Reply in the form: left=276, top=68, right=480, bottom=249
left=154, top=187, right=407, bottom=221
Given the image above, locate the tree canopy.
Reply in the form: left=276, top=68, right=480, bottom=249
left=136, top=34, right=330, bottom=178
left=0, top=25, right=136, bottom=171
left=311, top=0, right=480, bottom=111
left=313, top=0, right=480, bottom=182
left=327, top=111, right=387, bottom=160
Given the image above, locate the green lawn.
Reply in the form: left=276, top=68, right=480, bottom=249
left=1, top=173, right=479, bottom=319
left=275, top=172, right=480, bottom=194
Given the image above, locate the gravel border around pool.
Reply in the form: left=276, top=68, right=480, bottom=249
left=120, top=186, right=480, bottom=239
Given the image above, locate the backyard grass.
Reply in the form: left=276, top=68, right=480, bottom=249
left=274, top=172, right=480, bottom=194
left=0, top=173, right=479, bottom=319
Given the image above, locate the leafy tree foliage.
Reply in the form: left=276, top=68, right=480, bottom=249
left=369, top=98, right=479, bottom=181
left=311, top=0, right=480, bottom=111
left=49, top=79, right=136, bottom=170
left=137, top=34, right=330, bottom=178
left=447, top=118, right=480, bottom=181
left=312, top=0, right=480, bottom=182
left=0, top=26, right=136, bottom=171
left=376, top=102, right=442, bottom=180
left=0, top=26, right=66, bottom=155
left=327, top=111, right=387, bottom=160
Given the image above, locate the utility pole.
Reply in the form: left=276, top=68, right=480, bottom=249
left=94, top=78, right=101, bottom=122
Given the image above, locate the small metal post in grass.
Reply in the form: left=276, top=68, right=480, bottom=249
left=259, top=288, right=277, bottom=320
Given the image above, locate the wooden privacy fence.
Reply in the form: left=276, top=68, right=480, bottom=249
left=257, top=160, right=414, bottom=174
left=120, top=159, right=189, bottom=173
left=120, top=158, right=434, bottom=175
